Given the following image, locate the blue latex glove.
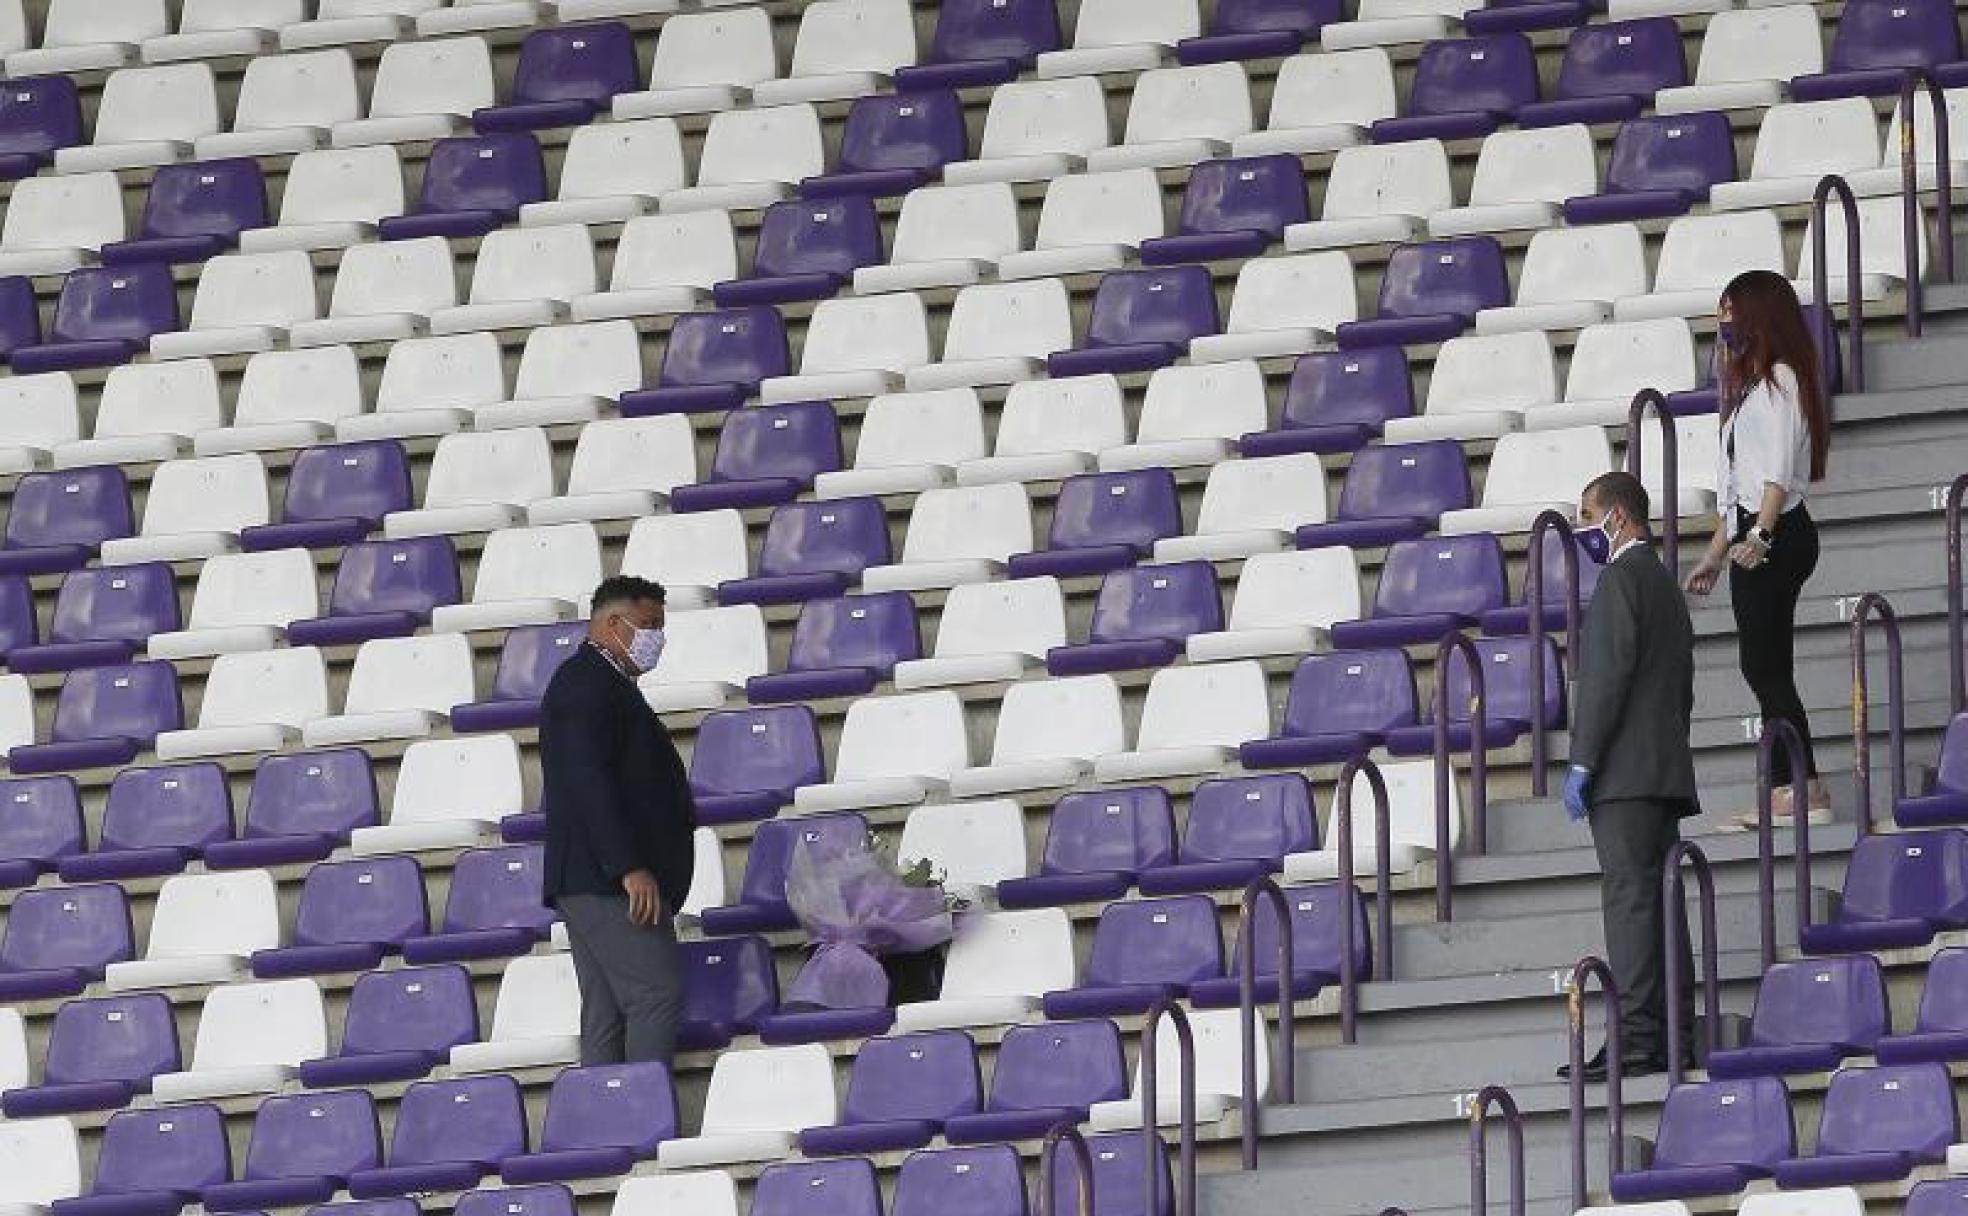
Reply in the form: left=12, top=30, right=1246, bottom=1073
left=1564, top=766, right=1593, bottom=823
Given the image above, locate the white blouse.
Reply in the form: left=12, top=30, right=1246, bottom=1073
left=1718, top=363, right=1813, bottom=517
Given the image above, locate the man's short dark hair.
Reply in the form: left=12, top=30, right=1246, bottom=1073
left=1583, top=471, right=1650, bottom=529
left=591, top=575, right=667, bottom=614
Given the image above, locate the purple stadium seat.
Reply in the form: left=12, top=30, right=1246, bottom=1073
left=204, top=748, right=380, bottom=871
left=803, top=91, right=970, bottom=200
left=1042, top=894, right=1224, bottom=1018
left=0, top=73, right=79, bottom=177
left=0, top=466, right=134, bottom=577
left=1384, top=636, right=1566, bottom=756
left=1047, top=1131, right=1174, bottom=1216
left=0, top=575, right=37, bottom=658
left=700, top=813, right=871, bottom=936
left=1772, top=1063, right=1956, bottom=1187
left=252, top=856, right=429, bottom=979
left=718, top=498, right=892, bottom=606
left=377, top=134, right=548, bottom=242
left=1910, top=1180, right=1968, bottom=1216
left=10, top=565, right=180, bottom=675
left=286, top=536, right=461, bottom=648
left=748, top=593, right=923, bottom=704
left=1707, top=956, right=1889, bottom=1079
left=1608, top=1076, right=1795, bottom=1201
left=715, top=196, right=885, bottom=308
left=402, top=845, right=553, bottom=965
left=296, top=966, right=479, bottom=1091
left=690, top=705, right=826, bottom=825
left=1336, top=237, right=1509, bottom=349
left=51, top=1103, right=230, bottom=1216
left=998, top=787, right=1178, bottom=909
left=1480, top=532, right=1603, bottom=636
left=1791, top=0, right=1964, bottom=101
left=242, top=441, right=414, bottom=552
left=678, top=935, right=780, bottom=1050
left=2, top=993, right=178, bottom=1117
left=1372, top=35, right=1540, bottom=143
left=1801, top=829, right=1968, bottom=953
left=500, top=1063, right=678, bottom=1183
left=1191, top=882, right=1373, bottom=1007
left=1241, top=348, right=1418, bottom=457
left=0, top=275, right=41, bottom=365
left=1879, top=949, right=1968, bottom=1064
left=1563, top=113, right=1736, bottom=225
left=458, top=1186, right=576, bottom=1216
left=0, top=775, right=83, bottom=888
left=1141, top=156, right=1310, bottom=266
left=1007, top=469, right=1183, bottom=580
left=1240, top=649, right=1420, bottom=769
left=1297, top=440, right=1473, bottom=551
left=102, top=159, right=270, bottom=267
left=13, top=265, right=182, bottom=374
left=1047, top=563, right=1224, bottom=676
left=670, top=400, right=844, bottom=513
left=57, top=763, right=232, bottom=883
left=1516, top=18, right=1687, bottom=128
left=474, top=23, right=640, bottom=133
left=1463, top=0, right=1591, bottom=35
left=10, top=661, right=183, bottom=775
left=1179, top=0, right=1340, bottom=64
left=1898, top=714, right=1968, bottom=826
left=799, top=1031, right=983, bottom=1156
left=893, top=1145, right=1029, bottom=1216
left=1049, top=266, right=1220, bottom=378
left=1139, top=774, right=1318, bottom=896
left=896, top=0, right=1063, bottom=90
left=1329, top=534, right=1510, bottom=649
left=202, top=1089, right=384, bottom=1212
left=348, top=1075, right=529, bottom=1198
left=619, top=307, right=791, bottom=417
left=753, top=1158, right=883, bottom=1216
left=945, top=1022, right=1129, bottom=1143
left=452, top=623, right=587, bottom=735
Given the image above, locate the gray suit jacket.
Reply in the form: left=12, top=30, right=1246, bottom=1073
left=1568, top=541, right=1700, bottom=816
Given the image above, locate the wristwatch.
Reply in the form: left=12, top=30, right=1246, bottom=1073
left=1749, top=525, right=1774, bottom=549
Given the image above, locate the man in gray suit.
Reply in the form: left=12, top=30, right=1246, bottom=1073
left=1562, top=471, right=1699, bottom=1080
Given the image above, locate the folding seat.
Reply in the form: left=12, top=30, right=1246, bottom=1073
left=1154, top=455, right=1331, bottom=565
left=1475, top=225, right=1651, bottom=337
left=896, top=801, right=1030, bottom=903
left=0, top=884, right=133, bottom=1001
left=1331, top=534, right=1510, bottom=650
left=250, top=856, right=429, bottom=980
left=331, top=37, right=495, bottom=148
left=1430, top=125, right=1598, bottom=239
left=1049, top=564, right=1225, bottom=676
left=0, top=1010, right=24, bottom=1089
left=383, top=428, right=554, bottom=538
left=149, top=251, right=320, bottom=361
left=956, top=376, right=1127, bottom=488
left=671, top=935, right=780, bottom=1050
left=1911, top=1182, right=1968, bottom=1216
left=1614, top=210, right=1788, bottom=322
left=428, top=226, right=594, bottom=336
left=1284, top=140, right=1453, bottom=252
left=1234, top=47, right=1395, bottom=158
left=1380, top=330, right=1557, bottom=443
left=1089, top=63, right=1254, bottom=173
left=747, top=1160, right=881, bottom=1216
left=397, top=844, right=551, bottom=965
left=53, top=762, right=230, bottom=883
left=416, top=0, right=555, bottom=36
left=1190, top=881, right=1372, bottom=1007
left=196, top=346, right=363, bottom=458
left=7, top=563, right=180, bottom=675
left=302, top=633, right=475, bottom=749
left=1094, top=661, right=1275, bottom=783
left=1189, top=252, right=1357, bottom=364
left=792, top=693, right=967, bottom=814
left=0, top=1118, right=81, bottom=1215
left=0, top=274, right=40, bottom=367
left=1792, top=0, right=1961, bottom=103
left=1900, top=717, right=1968, bottom=828
left=998, top=787, right=1175, bottom=909
left=746, top=593, right=921, bottom=705
left=0, top=374, right=81, bottom=474
left=637, top=605, right=769, bottom=714
left=499, top=321, right=649, bottom=432
left=499, top=1065, right=678, bottom=1184
left=1440, top=428, right=1612, bottom=536
left=8, top=661, right=183, bottom=775
left=0, top=775, right=84, bottom=889
left=275, top=0, right=437, bottom=47
left=713, top=197, right=884, bottom=310
left=0, top=675, right=34, bottom=759
left=563, top=217, right=730, bottom=326
left=854, top=183, right=1023, bottom=295
left=1773, top=1062, right=1955, bottom=1187
left=102, top=159, right=269, bottom=269
left=887, top=907, right=1075, bottom=1033
left=202, top=1090, right=384, bottom=1212
left=1530, top=319, right=1702, bottom=433
left=612, top=9, right=779, bottom=121
left=905, top=278, right=1073, bottom=394
left=893, top=576, right=1066, bottom=690
left=8, top=0, right=167, bottom=76
left=619, top=307, right=791, bottom=417
left=242, top=440, right=411, bottom=554
left=0, top=173, right=126, bottom=277
left=1043, top=895, right=1223, bottom=1018
left=1562, top=113, right=1738, bottom=226
left=434, top=526, right=601, bottom=636
left=1185, top=548, right=1361, bottom=663
left=810, top=391, right=983, bottom=500
left=194, top=49, right=359, bottom=159
left=1240, top=649, right=1419, bottom=769
left=1372, top=34, right=1540, bottom=144
left=295, top=969, right=476, bottom=1092
left=798, top=1032, right=982, bottom=1156
left=1801, top=829, right=1968, bottom=953
left=527, top=417, right=695, bottom=527
left=0, top=577, right=34, bottom=661
left=1008, top=468, right=1183, bottom=580
left=942, top=77, right=1111, bottom=187
left=1381, top=634, right=1563, bottom=754
left=50, top=1103, right=230, bottom=1216
left=1099, top=359, right=1271, bottom=471
left=716, top=498, right=892, bottom=608
left=1036, top=0, right=1198, bottom=78
left=140, top=1, right=296, bottom=63
left=102, top=869, right=280, bottom=993
left=346, top=1075, right=528, bottom=1198
left=1109, top=1009, right=1272, bottom=1130
left=665, top=379, right=827, bottom=503
left=472, top=22, right=638, bottom=135
left=1711, top=100, right=1884, bottom=212
left=202, top=747, right=378, bottom=870
left=1, top=995, right=177, bottom=1118
left=1335, top=236, right=1510, bottom=350
left=239, top=146, right=407, bottom=255
left=1141, top=780, right=1318, bottom=910
left=1240, top=348, right=1416, bottom=459
left=663, top=106, right=827, bottom=215
left=656, top=1044, right=838, bottom=1169
left=1515, top=17, right=1687, bottom=128
left=446, top=953, right=580, bottom=1073
left=858, top=484, right=1034, bottom=597
left=1796, top=195, right=1926, bottom=304
left=0, top=73, right=81, bottom=182
left=1176, top=0, right=1336, bottom=65
left=152, top=647, right=328, bottom=763
left=376, top=133, right=548, bottom=243
left=608, top=1173, right=741, bottom=1216
left=618, top=512, right=751, bottom=610
left=803, top=90, right=969, bottom=201
left=890, top=1146, right=1029, bottom=1216
left=763, top=294, right=932, bottom=405
left=11, top=265, right=182, bottom=376
left=1705, top=956, right=1888, bottom=1080
left=1480, top=527, right=1604, bottom=637
left=689, top=706, right=824, bottom=826
left=949, top=675, right=1126, bottom=799
left=53, top=63, right=219, bottom=175
left=1852, top=90, right=1968, bottom=197
left=1607, top=1076, right=1795, bottom=1201
left=97, top=454, right=270, bottom=566
left=350, top=734, right=521, bottom=857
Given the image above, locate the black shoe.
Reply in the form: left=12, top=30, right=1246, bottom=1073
left=1556, top=1047, right=1608, bottom=1082
left=1556, top=1048, right=1681, bottom=1082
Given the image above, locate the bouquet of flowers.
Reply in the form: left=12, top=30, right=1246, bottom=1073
left=782, top=828, right=961, bottom=1011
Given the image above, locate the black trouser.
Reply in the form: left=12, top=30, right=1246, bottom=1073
left=1729, top=503, right=1821, bottom=786
left=1589, top=798, right=1696, bottom=1060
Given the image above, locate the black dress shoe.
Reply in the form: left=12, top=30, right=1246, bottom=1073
left=1556, top=1048, right=1682, bottom=1082
left=1555, top=1047, right=1608, bottom=1082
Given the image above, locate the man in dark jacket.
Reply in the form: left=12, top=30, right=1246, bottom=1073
left=541, top=575, right=697, bottom=1066
left=1563, top=471, right=1699, bottom=1080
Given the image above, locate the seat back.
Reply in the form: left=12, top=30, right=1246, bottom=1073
left=90, top=1104, right=231, bottom=1199
left=647, top=605, right=769, bottom=687
left=753, top=1159, right=882, bottom=1216
left=134, top=454, right=269, bottom=539
left=1279, top=649, right=1419, bottom=737
left=1551, top=17, right=1685, bottom=100
left=621, top=511, right=751, bottom=593
left=936, top=907, right=1077, bottom=1002
left=1825, top=0, right=1959, bottom=72
left=1087, top=562, right=1224, bottom=645
left=800, top=295, right=932, bottom=378
left=1748, top=955, right=1890, bottom=1051
left=1083, top=264, right=1220, bottom=351
left=49, top=263, right=181, bottom=347
left=485, top=953, right=578, bottom=1043
left=1279, top=347, right=1416, bottom=433
left=138, top=158, right=269, bottom=243
left=342, top=633, right=474, bottom=716
left=898, top=483, right=1034, bottom=565
left=750, top=195, right=884, bottom=282
left=942, top=278, right=1073, bottom=362
left=276, top=146, right=406, bottom=227
left=833, top=692, right=968, bottom=782
left=696, top=105, right=825, bottom=189
left=1194, top=451, right=1330, bottom=535
left=424, top=428, right=555, bottom=509
left=414, top=132, right=547, bottom=218
left=1603, top=112, right=1737, bottom=199
left=508, top=21, right=639, bottom=109
left=1046, top=469, right=1183, bottom=554
left=230, top=47, right=359, bottom=133
left=1041, top=786, right=1177, bottom=876
left=1138, top=359, right=1267, bottom=443
left=564, top=416, right=696, bottom=497
left=1177, top=153, right=1307, bottom=237
left=188, top=977, right=327, bottom=1070
left=0, top=74, right=81, bottom=161
left=658, top=307, right=790, bottom=390
left=98, top=762, right=231, bottom=855
left=839, top=1031, right=981, bottom=1125
left=1084, top=895, right=1223, bottom=988
left=1815, top=1063, right=1958, bottom=1159
left=239, top=1089, right=384, bottom=1184
left=469, top=527, right=601, bottom=609
left=468, top=225, right=596, bottom=305
left=1477, top=427, right=1611, bottom=509
left=699, top=1043, right=839, bottom=1136
left=897, top=800, right=1028, bottom=892
left=1375, top=237, right=1510, bottom=323
left=2, top=172, right=124, bottom=252
left=784, top=592, right=921, bottom=676
left=704, top=400, right=843, bottom=488
left=1466, top=124, right=1596, bottom=207
left=368, top=35, right=496, bottom=119
left=244, top=747, right=379, bottom=842
left=292, top=855, right=429, bottom=949
left=1748, top=99, right=1882, bottom=184
left=390, top=735, right=525, bottom=828
left=788, top=0, right=918, bottom=78
left=556, top=119, right=688, bottom=205
left=1516, top=224, right=1650, bottom=308
left=197, top=648, right=329, bottom=731
left=976, top=76, right=1107, bottom=160
left=1407, top=32, right=1537, bottom=117
left=1690, top=5, right=1822, bottom=84
left=1651, top=1076, right=1796, bottom=1170
left=1371, top=533, right=1510, bottom=619
left=0, top=882, right=133, bottom=974
left=145, top=869, right=278, bottom=961
left=337, top=966, right=478, bottom=1061
left=681, top=935, right=779, bottom=1037
left=441, top=844, right=551, bottom=937
left=1033, top=169, right=1163, bottom=252
left=0, top=774, right=83, bottom=871
left=328, top=235, right=457, bottom=320
left=0, top=372, right=81, bottom=453
left=1222, top=251, right=1357, bottom=336
left=1184, top=771, right=1318, bottom=863
left=1266, top=46, right=1399, bottom=130
left=1226, top=548, right=1363, bottom=632
left=926, top=0, right=1061, bottom=64
left=0, top=1117, right=80, bottom=1209
left=538, top=1061, right=678, bottom=1156
left=648, top=8, right=777, bottom=90
left=836, top=90, right=967, bottom=176
left=235, top=345, right=365, bottom=430
left=41, top=993, right=178, bottom=1089
left=888, top=182, right=1021, bottom=266
left=1566, top=318, right=1695, bottom=402
left=690, top=706, right=824, bottom=801
left=609, top=1173, right=740, bottom=1216
left=46, top=562, right=180, bottom=645
left=91, top=63, right=220, bottom=145
left=280, top=441, right=413, bottom=527
left=929, top=576, right=1067, bottom=660
left=1837, top=829, right=1968, bottom=926
left=755, top=498, right=892, bottom=579
left=1122, top=62, right=1253, bottom=145
left=989, top=675, right=1126, bottom=765
left=326, top=535, right=461, bottom=619
left=993, top=375, right=1126, bottom=458
left=50, top=661, right=182, bottom=745
left=388, top=1075, right=528, bottom=1168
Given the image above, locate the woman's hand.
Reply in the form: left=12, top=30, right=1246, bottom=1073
left=1728, top=539, right=1769, bottom=570
left=1683, top=553, right=1726, bottom=596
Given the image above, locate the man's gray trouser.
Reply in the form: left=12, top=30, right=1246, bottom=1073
left=1588, top=798, right=1696, bottom=1060
left=557, top=893, right=684, bottom=1067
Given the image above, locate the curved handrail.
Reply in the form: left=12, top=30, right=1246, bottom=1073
left=1526, top=510, right=1583, bottom=799
left=1949, top=472, right=1968, bottom=715
left=1038, top=1123, right=1096, bottom=1216
left=1335, top=754, right=1396, bottom=1044
left=1663, top=840, right=1722, bottom=1088
left=1754, top=718, right=1817, bottom=968
left=1850, top=591, right=1904, bottom=838
left=1468, top=1085, right=1526, bottom=1216
left=1565, top=956, right=1624, bottom=1213
left=1623, top=388, right=1679, bottom=575
left=1436, top=630, right=1488, bottom=894
left=1141, top=998, right=1198, bottom=1216
left=1811, top=173, right=1865, bottom=394
left=1901, top=69, right=1955, bottom=338
left=1236, top=876, right=1297, bottom=1169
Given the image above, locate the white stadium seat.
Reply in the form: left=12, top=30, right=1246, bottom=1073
left=197, top=345, right=366, bottom=456
left=0, top=1009, right=26, bottom=1092
left=304, top=633, right=477, bottom=748
left=149, top=978, right=327, bottom=1101
left=0, top=1118, right=81, bottom=1216
left=0, top=375, right=79, bottom=474
left=1096, top=660, right=1273, bottom=782
left=385, top=428, right=554, bottom=538
left=1155, top=453, right=1330, bottom=563
left=677, top=827, right=727, bottom=926
left=1089, top=62, right=1253, bottom=173
left=662, top=105, right=825, bottom=213
left=893, top=577, right=1067, bottom=690
left=944, top=77, right=1112, bottom=186
left=861, top=482, right=1035, bottom=594
left=609, top=1173, right=741, bottom=1216
left=56, top=63, right=220, bottom=174
left=340, top=332, right=504, bottom=443
left=1287, top=140, right=1453, bottom=251
left=795, top=690, right=970, bottom=813
left=105, top=870, right=282, bottom=992
left=151, top=251, right=321, bottom=360
left=522, top=120, right=690, bottom=229
left=640, top=606, right=770, bottom=714
left=620, top=512, right=751, bottom=610
left=1102, top=361, right=1271, bottom=472
left=958, top=375, right=1128, bottom=487
left=952, top=676, right=1126, bottom=799
left=0, top=677, right=31, bottom=756
left=1186, top=547, right=1363, bottom=663
left=54, top=358, right=221, bottom=469
left=895, top=908, right=1077, bottom=1031
left=332, top=36, right=494, bottom=147
left=416, top=0, right=548, bottom=37
left=1616, top=210, right=1788, bottom=321
left=280, top=0, right=442, bottom=51
left=764, top=294, right=934, bottom=405
left=1526, top=319, right=1700, bottom=431
left=1190, top=251, right=1358, bottom=364
left=1322, top=0, right=1479, bottom=52
left=753, top=0, right=918, bottom=107
left=1430, top=124, right=1598, bottom=238
left=854, top=183, right=1023, bottom=295
left=1038, top=0, right=1196, bottom=78
left=815, top=390, right=988, bottom=500
left=1476, top=223, right=1649, bottom=335
left=294, top=236, right=458, bottom=349
left=529, top=416, right=697, bottom=526
left=351, top=734, right=523, bottom=855
left=1635, top=414, right=1723, bottom=520
left=1796, top=195, right=1927, bottom=303
left=1440, top=427, right=1614, bottom=536
left=898, top=800, right=1030, bottom=901
left=481, top=320, right=644, bottom=431
left=9, top=0, right=166, bottom=76
left=0, top=173, right=126, bottom=278
left=1852, top=90, right=1968, bottom=196
left=656, top=1045, right=838, bottom=1169
left=1235, top=48, right=1393, bottom=158
left=1711, top=99, right=1883, bottom=212
left=1737, top=1190, right=1864, bottom=1216
left=1655, top=5, right=1823, bottom=115
left=149, top=550, right=320, bottom=661
left=614, top=9, right=779, bottom=121
left=1383, top=331, right=1557, bottom=442
left=449, top=954, right=581, bottom=1074
left=431, top=225, right=596, bottom=336
left=571, top=211, right=736, bottom=322
left=100, top=454, right=270, bottom=566
left=906, top=279, right=1074, bottom=393
left=156, top=647, right=330, bottom=759
left=146, top=0, right=304, bottom=65
left=997, top=169, right=1166, bottom=282
left=1285, top=759, right=1463, bottom=879
left=434, top=524, right=603, bottom=634
left=240, top=145, right=407, bottom=255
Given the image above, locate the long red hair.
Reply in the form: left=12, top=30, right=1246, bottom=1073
left=1718, top=270, right=1831, bottom=481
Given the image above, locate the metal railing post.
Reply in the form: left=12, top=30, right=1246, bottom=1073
left=1435, top=631, right=1488, bottom=891
left=1335, top=755, right=1396, bottom=1044
left=1526, top=511, right=1583, bottom=799
left=1901, top=69, right=1955, bottom=338
left=1236, top=877, right=1296, bottom=1168
left=1948, top=473, right=1968, bottom=716
left=1469, top=1086, right=1526, bottom=1216
left=1623, top=389, right=1679, bottom=574
left=1663, top=841, right=1722, bottom=1088
left=1141, top=998, right=1198, bottom=1216
left=1810, top=173, right=1865, bottom=393
left=1038, top=1123, right=1096, bottom=1216
left=1754, top=718, right=1816, bottom=968
left=1850, top=592, right=1905, bottom=837
left=1565, top=957, right=1624, bottom=1213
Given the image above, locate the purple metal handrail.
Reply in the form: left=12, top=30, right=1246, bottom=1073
left=1949, top=472, right=1968, bottom=715
left=1810, top=173, right=1865, bottom=394
left=1526, top=510, right=1583, bottom=799
left=1469, top=1085, right=1527, bottom=1216
left=1236, top=876, right=1297, bottom=1168
left=1336, top=754, right=1396, bottom=1044
left=1565, top=956, right=1624, bottom=1213
left=1623, top=388, right=1680, bottom=575
left=1435, top=631, right=1488, bottom=906
left=1901, top=69, right=1956, bottom=338
left=1754, top=717, right=1817, bottom=968
left=1662, top=840, right=1722, bottom=1088
left=1038, top=1122, right=1096, bottom=1216
left=1850, top=591, right=1904, bottom=838
left=1141, top=998, right=1198, bottom=1216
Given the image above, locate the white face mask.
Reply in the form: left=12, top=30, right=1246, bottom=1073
left=616, top=620, right=667, bottom=674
